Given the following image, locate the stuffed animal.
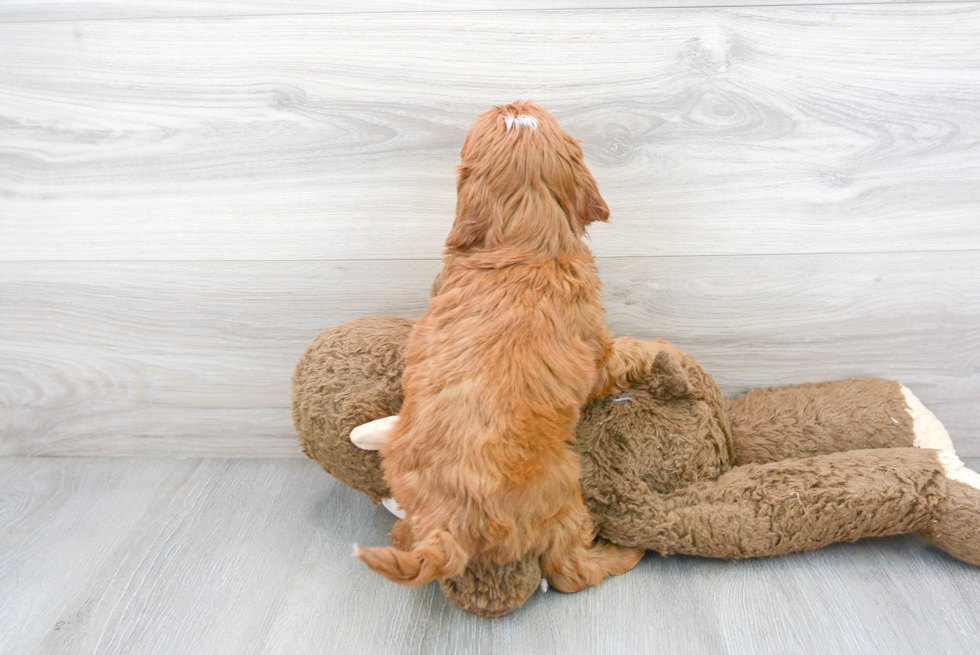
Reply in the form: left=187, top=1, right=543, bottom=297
left=293, top=315, right=980, bottom=618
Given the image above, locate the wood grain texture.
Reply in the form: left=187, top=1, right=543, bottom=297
left=2, top=251, right=978, bottom=457
left=2, top=456, right=980, bottom=655
left=0, top=458, right=202, bottom=654
left=0, top=458, right=331, bottom=655
left=0, top=0, right=959, bottom=23
left=2, top=4, right=979, bottom=260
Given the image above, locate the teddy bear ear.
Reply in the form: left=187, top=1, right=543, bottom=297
left=648, top=349, right=693, bottom=398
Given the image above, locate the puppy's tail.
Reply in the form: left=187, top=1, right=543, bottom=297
left=357, top=530, right=467, bottom=586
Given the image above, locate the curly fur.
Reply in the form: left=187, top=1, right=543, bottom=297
left=356, top=102, right=660, bottom=590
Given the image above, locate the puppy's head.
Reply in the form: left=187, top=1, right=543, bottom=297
left=447, top=101, right=609, bottom=253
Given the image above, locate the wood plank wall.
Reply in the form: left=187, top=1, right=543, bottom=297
left=1, top=2, right=978, bottom=456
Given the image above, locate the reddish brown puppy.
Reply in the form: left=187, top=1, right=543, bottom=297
left=356, top=102, right=667, bottom=592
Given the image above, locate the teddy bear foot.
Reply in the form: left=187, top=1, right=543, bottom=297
left=921, top=452, right=980, bottom=566
left=440, top=556, right=543, bottom=619
left=900, top=386, right=955, bottom=452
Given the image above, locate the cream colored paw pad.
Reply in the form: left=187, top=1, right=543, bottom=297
left=900, top=385, right=954, bottom=453
left=382, top=497, right=406, bottom=519
left=937, top=452, right=980, bottom=491
left=350, top=415, right=400, bottom=450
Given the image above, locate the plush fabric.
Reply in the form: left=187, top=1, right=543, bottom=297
left=292, top=316, right=410, bottom=504
left=292, top=317, right=980, bottom=617
left=576, top=354, right=944, bottom=557
left=727, top=377, right=915, bottom=464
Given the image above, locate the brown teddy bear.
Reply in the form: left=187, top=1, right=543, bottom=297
left=292, top=315, right=980, bottom=618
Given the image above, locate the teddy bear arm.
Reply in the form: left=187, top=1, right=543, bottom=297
left=725, top=378, right=952, bottom=466
left=350, top=415, right=400, bottom=450
left=596, top=447, right=965, bottom=561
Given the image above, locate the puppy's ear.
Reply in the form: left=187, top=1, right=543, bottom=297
left=575, top=162, right=610, bottom=227
left=430, top=265, right=447, bottom=297
left=446, top=164, right=498, bottom=251
left=445, top=207, right=494, bottom=251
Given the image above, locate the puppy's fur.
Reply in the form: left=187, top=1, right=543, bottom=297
left=358, top=102, right=675, bottom=592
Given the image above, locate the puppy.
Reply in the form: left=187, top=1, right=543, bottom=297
left=356, top=102, right=676, bottom=592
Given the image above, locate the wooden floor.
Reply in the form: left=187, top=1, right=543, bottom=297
left=2, top=455, right=980, bottom=655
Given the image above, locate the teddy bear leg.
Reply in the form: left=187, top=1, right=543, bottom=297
left=349, top=416, right=408, bottom=518
left=540, top=493, right=644, bottom=593
left=725, top=378, right=953, bottom=465
left=598, top=447, right=957, bottom=560
left=921, top=452, right=980, bottom=566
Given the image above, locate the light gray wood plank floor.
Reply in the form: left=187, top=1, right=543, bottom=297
left=2, top=456, right=979, bottom=655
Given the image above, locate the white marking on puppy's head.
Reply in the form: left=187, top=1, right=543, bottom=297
left=502, top=113, right=539, bottom=132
